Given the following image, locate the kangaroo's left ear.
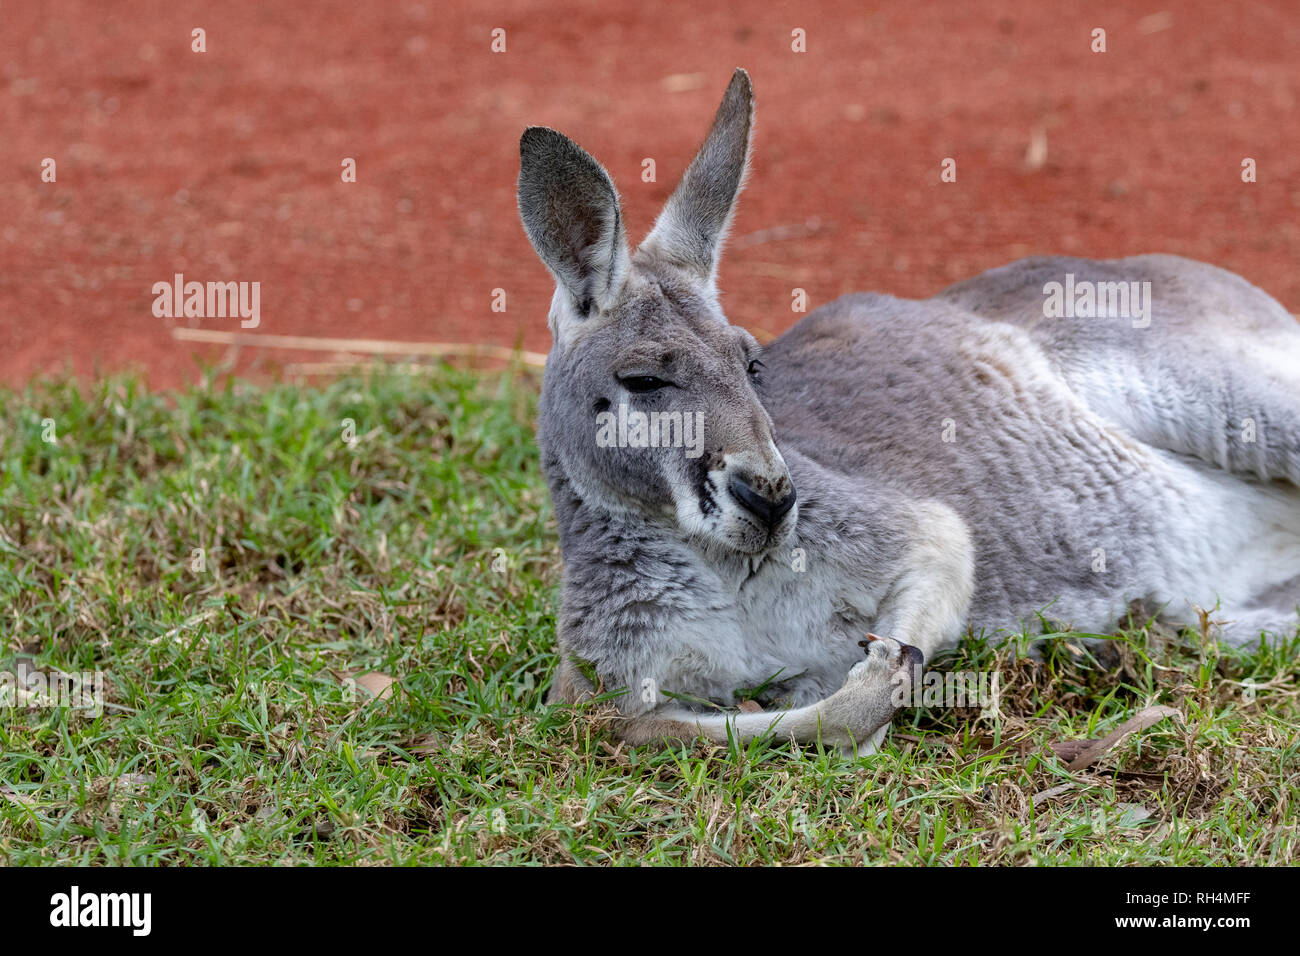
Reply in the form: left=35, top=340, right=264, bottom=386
left=639, top=68, right=754, bottom=291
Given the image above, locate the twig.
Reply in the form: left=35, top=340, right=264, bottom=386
left=170, top=327, right=546, bottom=368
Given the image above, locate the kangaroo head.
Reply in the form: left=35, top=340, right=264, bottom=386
left=518, top=69, right=796, bottom=558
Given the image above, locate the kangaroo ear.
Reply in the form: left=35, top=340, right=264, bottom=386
left=640, top=68, right=753, bottom=290
left=518, top=127, right=630, bottom=322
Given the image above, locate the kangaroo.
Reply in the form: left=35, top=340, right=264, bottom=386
left=517, top=69, right=1300, bottom=756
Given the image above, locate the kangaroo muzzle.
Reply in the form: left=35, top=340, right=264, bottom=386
left=728, top=470, right=796, bottom=530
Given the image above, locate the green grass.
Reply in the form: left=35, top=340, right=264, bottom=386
left=1, top=364, right=1297, bottom=865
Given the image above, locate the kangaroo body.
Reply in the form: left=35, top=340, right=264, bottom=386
left=769, top=255, right=1300, bottom=650
left=520, top=71, right=1300, bottom=754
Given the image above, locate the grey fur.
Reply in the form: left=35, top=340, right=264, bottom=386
left=517, top=69, right=1300, bottom=754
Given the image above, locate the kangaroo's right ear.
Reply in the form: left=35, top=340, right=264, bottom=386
left=518, top=127, right=630, bottom=327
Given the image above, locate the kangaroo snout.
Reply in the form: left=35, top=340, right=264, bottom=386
left=728, top=470, right=796, bottom=529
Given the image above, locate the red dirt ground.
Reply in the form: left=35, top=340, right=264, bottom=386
left=3, top=1, right=1299, bottom=389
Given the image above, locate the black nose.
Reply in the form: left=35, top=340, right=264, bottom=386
left=728, top=474, right=796, bottom=528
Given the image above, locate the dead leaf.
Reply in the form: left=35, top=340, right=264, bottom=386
left=1, top=787, right=37, bottom=807
left=1115, top=803, right=1154, bottom=826
left=404, top=732, right=444, bottom=757
left=1031, top=782, right=1075, bottom=806
left=737, top=700, right=763, bottom=714
left=1193, top=604, right=1214, bottom=640
left=1048, top=739, right=1092, bottom=762
left=1049, top=705, right=1180, bottom=772
left=355, top=671, right=395, bottom=701
left=1137, top=11, right=1174, bottom=35
left=956, top=733, right=1035, bottom=770
left=661, top=72, right=706, bottom=93
left=1023, top=127, right=1048, bottom=171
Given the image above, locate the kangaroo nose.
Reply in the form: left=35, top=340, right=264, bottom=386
left=728, top=473, right=796, bottom=528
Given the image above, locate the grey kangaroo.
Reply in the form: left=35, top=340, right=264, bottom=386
left=517, top=69, right=1300, bottom=756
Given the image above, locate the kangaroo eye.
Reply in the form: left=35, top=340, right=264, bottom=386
left=619, top=375, right=671, bottom=393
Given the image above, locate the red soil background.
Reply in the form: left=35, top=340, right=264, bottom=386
left=3, top=0, right=1299, bottom=389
